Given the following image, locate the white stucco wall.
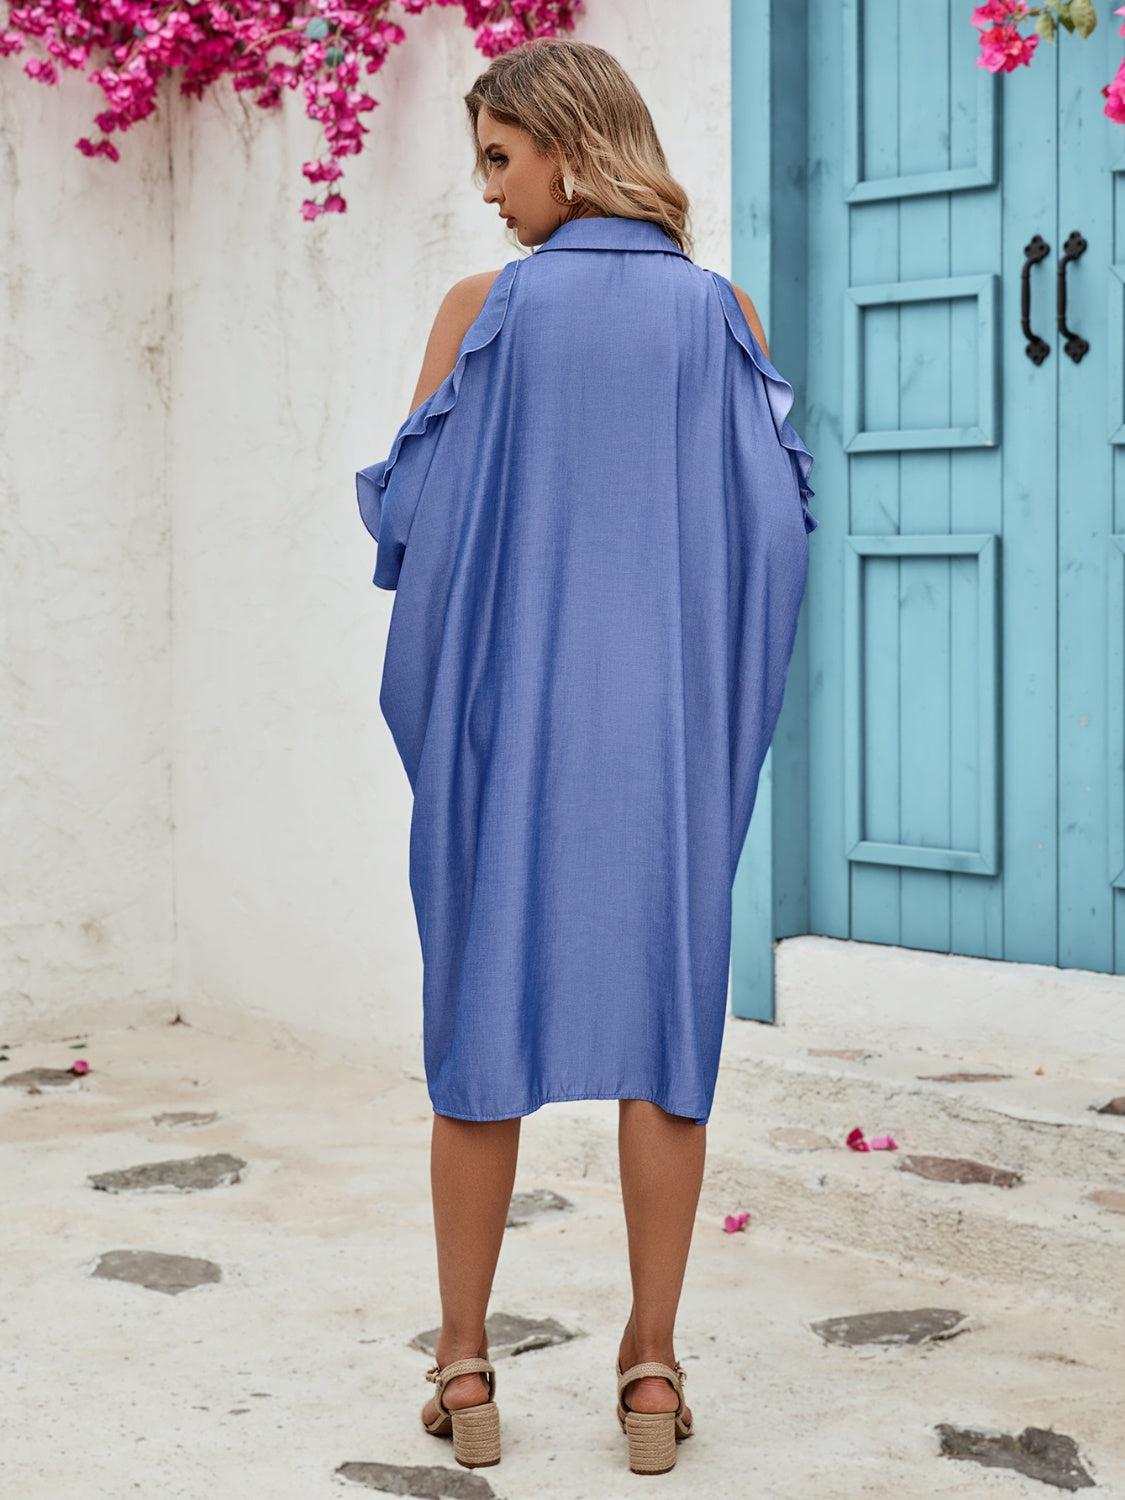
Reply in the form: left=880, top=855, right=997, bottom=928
left=1, top=76, right=174, bottom=1035
left=1, top=5, right=731, bottom=1057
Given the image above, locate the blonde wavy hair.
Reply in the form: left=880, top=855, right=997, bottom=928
left=464, top=37, right=694, bottom=259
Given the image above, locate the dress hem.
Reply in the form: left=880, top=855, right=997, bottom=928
left=428, top=1088, right=709, bottom=1127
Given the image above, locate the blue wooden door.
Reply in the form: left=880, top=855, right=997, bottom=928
left=798, top=0, right=1124, bottom=972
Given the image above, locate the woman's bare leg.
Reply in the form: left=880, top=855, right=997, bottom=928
left=616, top=1100, right=705, bottom=1421
left=421, top=1113, right=521, bottom=1424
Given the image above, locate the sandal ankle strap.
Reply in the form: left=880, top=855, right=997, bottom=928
left=425, top=1355, right=497, bottom=1413
left=616, top=1359, right=686, bottom=1409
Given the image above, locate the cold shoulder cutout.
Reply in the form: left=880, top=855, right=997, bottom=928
left=355, top=256, right=521, bottom=588
left=708, top=268, right=818, bottom=534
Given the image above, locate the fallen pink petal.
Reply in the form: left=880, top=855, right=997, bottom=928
left=70, top=1059, right=90, bottom=1074
left=722, top=1210, right=751, bottom=1233
left=846, top=1126, right=870, bottom=1151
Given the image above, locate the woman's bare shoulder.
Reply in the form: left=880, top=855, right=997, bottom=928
left=729, top=281, right=769, bottom=361
left=407, top=270, right=506, bottom=413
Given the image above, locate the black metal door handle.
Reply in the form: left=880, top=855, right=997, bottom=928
left=1021, top=234, right=1050, bottom=365
left=1058, top=230, right=1088, bottom=363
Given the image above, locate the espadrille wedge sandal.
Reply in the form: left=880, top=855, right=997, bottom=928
left=421, top=1356, right=500, bottom=1468
left=615, top=1359, right=694, bottom=1474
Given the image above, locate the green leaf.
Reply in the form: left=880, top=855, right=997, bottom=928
left=1054, top=1, right=1075, bottom=33
left=1036, top=10, right=1057, bottom=42
left=305, top=16, right=330, bottom=40
left=1069, top=0, right=1097, bottom=38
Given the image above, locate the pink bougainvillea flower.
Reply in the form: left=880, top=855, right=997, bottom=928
left=70, top=1058, right=90, bottom=1074
left=1107, top=10, right=1125, bottom=123
left=722, top=1210, right=751, bottom=1233
left=1104, top=57, right=1125, bottom=123
left=971, top=0, right=1036, bottom=73
left=302, top=157, right=343, bottom=183
left=77, top=137, right=121, bottom=161
left=976, top=22, right=1038, bottom=73
left=24, top=54, right=58, bottom=83
left=970, top=0, right=1029, bottom=28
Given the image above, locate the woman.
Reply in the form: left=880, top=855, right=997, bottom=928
left=355, top=37, right=816, bottom=1477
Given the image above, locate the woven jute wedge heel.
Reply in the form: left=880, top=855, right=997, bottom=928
left=615, top=1358, right=694, bottom=1475
left=422, top=1355, right=500, bottom=1468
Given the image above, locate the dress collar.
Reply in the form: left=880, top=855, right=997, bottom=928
left=533, top=214, right=689, bottom=258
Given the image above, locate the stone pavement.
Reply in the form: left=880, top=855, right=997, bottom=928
left=2, top=1014, right=1122, bottom=1499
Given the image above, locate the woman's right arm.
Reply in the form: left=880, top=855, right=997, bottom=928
left=730, top=282, right=769, bottom=361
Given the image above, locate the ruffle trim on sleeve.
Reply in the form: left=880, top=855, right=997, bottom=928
left=710, top=270, right=819, bottom=534
left=355, top=256, right=522, bottom=561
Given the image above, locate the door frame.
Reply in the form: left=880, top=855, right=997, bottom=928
left=730, top=0, right=815, bottom=1019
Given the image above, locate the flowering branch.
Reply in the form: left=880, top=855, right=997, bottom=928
left=0, top=1, right=585, bottom=220
left=972, top=0, right=1125, bottom=122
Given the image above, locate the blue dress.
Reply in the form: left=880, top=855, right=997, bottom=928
left=355, top=213, right=816, bottom=1125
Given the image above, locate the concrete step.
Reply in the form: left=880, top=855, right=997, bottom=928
left=719, top=1020, right=1125, bottom=1181
left=698, top=1018, right=1125, bottom=1315
left=700, top=1128, right=1124, bottom=1317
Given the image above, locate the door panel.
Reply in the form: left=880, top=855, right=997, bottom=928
left=804, top=0, right=1123, bottom=968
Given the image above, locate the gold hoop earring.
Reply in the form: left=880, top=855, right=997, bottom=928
left=548, top=171, right=581, bottom=206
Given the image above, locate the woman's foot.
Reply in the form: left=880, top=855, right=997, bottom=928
left=421, top=1336, right=492, bottom=1429
left=617, top=1331, right=692, bottom=1427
